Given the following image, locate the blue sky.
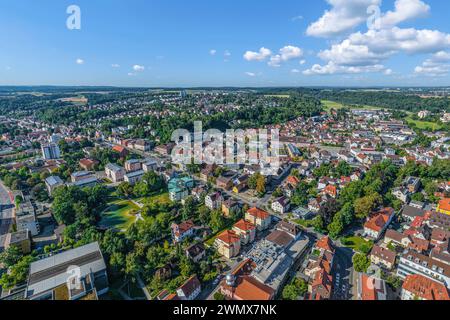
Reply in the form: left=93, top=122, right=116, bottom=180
left=1, top=0, right=450, bottom=87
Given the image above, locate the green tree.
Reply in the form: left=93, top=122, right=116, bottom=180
left=352, top=253, right=371, bottom=273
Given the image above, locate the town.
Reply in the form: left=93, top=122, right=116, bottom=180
left=0, top=87, right=449, bottom=302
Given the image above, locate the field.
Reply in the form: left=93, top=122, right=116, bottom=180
left=321, top=100, right=382, bottom=112
left=136, top=192, right=171, bottom=206
left=405, top=116, right=443, bottom=131
left=99, top=199, right=140, bottom=231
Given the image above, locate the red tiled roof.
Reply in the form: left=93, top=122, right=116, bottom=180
left=233, top=219, right=256, bottom=232
left=402, top=274, right=450, bottom=300
left=316, top=236, right=334, bottom=253
left=439, top=198, right=450, bottom=212
left=216, top=230, right=240, bottom=245
left=247, top=207, right=270, bottom=220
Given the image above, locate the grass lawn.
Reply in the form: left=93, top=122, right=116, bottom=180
left=135, top=192, right=171, bottom=206
left=99, top=199, right=140, bottom=231
left=293, top=219, right=314, bottom=228
left=405, top=116, right=443, bottom=131
left=341, top=236, right=374, bottom=254
left=321, top=100, right=382, bottom=112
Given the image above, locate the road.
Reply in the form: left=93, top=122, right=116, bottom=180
left=331, top=246, right=354, bottom=300
left=0, top=181, right=14, bottom=245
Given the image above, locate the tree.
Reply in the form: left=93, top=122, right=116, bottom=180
left=312, top=215, right=324, bottom=232
left=318, top=199, right=340, bottom=225
left=352, top=253, right=371, bottom=273
left=354, top=193, right=382, bottom=219
left=210, top=210, right=226, bottom=232
left=0, top=255, right=35, bottom=290
left=256, top=175, right=266, bottom=196
left=117, top=182, right=133, bottom=198
left=213, top=292, right=226, bottom=300
left=0, top=246, right=23, bottom=269
left=181, top=196, right=196, bottom=221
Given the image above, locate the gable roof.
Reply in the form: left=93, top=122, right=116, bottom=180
left=402, top=274, right=449, bottom=300
left=246, top=207, right=270, bottom=220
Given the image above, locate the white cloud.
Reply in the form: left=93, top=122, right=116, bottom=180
left=245, top=72, right=257, bottom=77
left=279, top=45, right=303, bottom=61
left=379, top=0, right=430, bottom=28
left=133, top=65, right=145, bottom=72
left=415, top=51, right=450, bottom=76
left=111, top=64, right=120, bottom=68
left=210, top=49, right=217, bottom=56
left=76, top=58, right=84, bottom=65
left=303, top=61, right=387, bottom=75
left=224, top=50, right=231, bottom=57
left=291, top=15, right=303, bottom=22
left=128, top=72, right=136, bottom=76
left=306, top=0, right=381, bottom=38
left=300, top=60, right=306, bottom=65
left=244, top=47, right=272, bottom=61
left=291, top=69, right=301, bottom=73
left=268, top=55, right=282, bottom=67
left=384, top=69, right=393, bottom=75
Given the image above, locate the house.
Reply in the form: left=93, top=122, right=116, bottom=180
left=232, top=219, right=256, bottom=245
left=429, top=211, right=450, bottom=230
left=105, top=163, right=125, bottom=183
left=397, top=250, right=450, bottom=288
left=271, top=196, right=291, bottom=214
left=112, top=145, right=128, bottom=158
left=124, top=170, right=145, bottom=186
left=79, top=158, right=99, bottom=171
left=176, top=275, right=201, bottom=300
left=222, top=199, right=240, bottom=218
left=404, top=176, right=421, bottom=193
left=357, top=273, right=387, bottom=300
left=142, top=158, right=158, bottom=172
left=437, top=198, right=450, bottom=216
left=215, top=230, right=241, bottom=259
left=155, top=143, right=174, bottom=156
left=370, top=245, right=396, bottom=270
left=323, top=185, right=338, bottom=198
left=191, top=186, right=206, bottom=202
left=401, top=205, right=426, bottom=222
left=205, top=192, right=223, bottom=210
left=363, top=207, right=395, bottom=240
left=216, top=174, right=236, bottom=191
left=45, top=176, right=64, bottom=195
left=384, top=229, right=412, bottom=247
left=185, top=243, right=206, bottom=263
left=124, top=159, right=142, bottom=173
left=168, top=177, right=194, bottom=202
left=308, top=198, right=321, bottom=213
left=25, top=242, right=109, bottom=300
left=15, top=201, right=40, bottom=236
left=392, top=187, right=410, bottom=203
left=133, top=139, right=152, bottom=152
left=171, top=220, right=196, bottom=243
left=71, top=171, right=93, bottom=183
left=245, top=207, right=271, bottom=231
left=401, top=274, right=449, bottom=300
left=4, top=230, right=32, bottom=254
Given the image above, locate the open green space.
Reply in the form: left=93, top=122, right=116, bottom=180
left=99, top=199, right=140, bottom=231
left=405, top=116, right=443, bottom=131
left=340, top=236, right=374, bottom=254
left=321, top=100, right=382, bottom=112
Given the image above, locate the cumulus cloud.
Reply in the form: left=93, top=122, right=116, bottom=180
left=133, top=65, right=145, bottom=72
left=415, top=51, right=450, bottom=76
left=245, top=72, right=257, bottom=77
left=244, top=47, right=272, bottom=61
left=379, top=0, right=430, bottom=28
left=244, top=45, right=303, bottom=68
left=304, top=0, right=450, bottom=76
left=111, top=64, right=120, bottom=68
left=76, top=58, right=84, bottom=65
left=210, top=49, right=217, bottom=56
left=306, top=0, right=381, bottom=38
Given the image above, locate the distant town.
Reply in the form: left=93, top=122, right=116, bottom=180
left=0, top=87, right=449, bottom=301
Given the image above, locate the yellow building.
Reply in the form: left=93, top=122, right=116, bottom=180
left=437, top=198, right=450, bottom=216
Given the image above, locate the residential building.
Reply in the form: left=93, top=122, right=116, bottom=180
left=41, top=143, right=61, bottom=160
left=437, top=198, right=450, bottom=216
left=205, top=192, right=223, bottom=210
left=397, top=250, right=450, bottom=288
left=124, top=159, right=142, bottom=173
left=105, top=163, right=126, bottom=183
left=4, top=230, right=32, bottom=254
left=45, top=176, right=64, bottom=195
left=222, top=199, right=240, bottom=218
left=215, top=230, right=241, bottom=259
left=175, top=275, right=201, bottom=300
left=401, top=274, right=449, bottom=300
left=70, top=171, right=93, bottom=183
left=185, top=243, right=206, bottom=263
left=171, top=220, right=196, bottom=243
left=370, top=245, right=396, bottom=270
left=79, top=158, right=99, bottom=171
left=232, top=219, right=256, bottom=245
left=245, top=207, right=271, bottom=231
left=142, top=158, right=158, bottom=172
left=363, top=207, right=395, bottom=240
left=124, top=170, right=145, bottom=185
left=271, top=196, right=291, bottom=214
